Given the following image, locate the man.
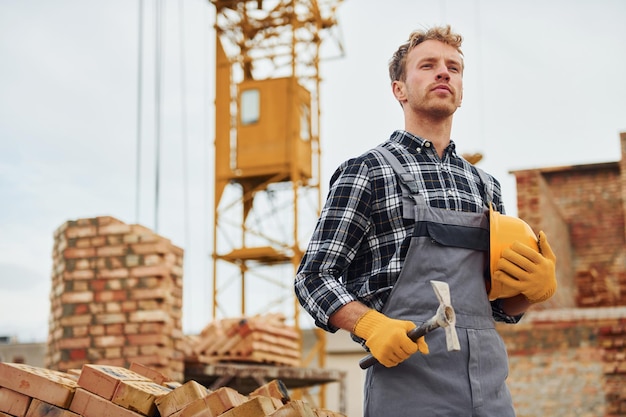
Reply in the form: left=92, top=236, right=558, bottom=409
left=295, top=25, right=556, bottom=416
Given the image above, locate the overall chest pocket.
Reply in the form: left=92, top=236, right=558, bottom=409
left=414, top=220, right=489, bottom=252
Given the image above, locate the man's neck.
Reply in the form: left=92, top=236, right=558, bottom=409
left=404, top=113, right=453, bottom=158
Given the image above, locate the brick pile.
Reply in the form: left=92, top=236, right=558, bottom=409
left=185, top=314, right=301, bottom=368
left=46, top=216, right=185, bottom=381
left=0, top=362, right=345, bottom=417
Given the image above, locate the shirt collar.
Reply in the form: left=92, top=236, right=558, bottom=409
left=390, top=130, right=459, bottom=158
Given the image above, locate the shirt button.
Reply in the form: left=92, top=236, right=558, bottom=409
left=447, top=190, right=454, bottom=195
left=424, top=141, right=431, bottom=148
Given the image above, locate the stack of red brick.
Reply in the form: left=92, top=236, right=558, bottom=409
left=0, top=361, right=345, bottom=417
left=46, top=216, right=185, bottom=381
left=185, top=314, right=301, bottom=368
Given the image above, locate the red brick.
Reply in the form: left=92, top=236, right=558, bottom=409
left=138, top=323, right=168, bottom=334
left=106, top=323, right=125, bottom=335
left=57, top=337, right=91, bottom=350
left=203, top=387, right=248, bottom=416
left=122, top=301, right=139, bottom=313
left=25, top=398, right=81, bottom=417
left=94, top=335, right=126, bottom=348
left=61, top=291, right=93, bottom=304
left=129, top=265, right=170, bottom=278
left=94, top=313, right=127, bottom=325
left=0, top=363, right=77, bottom=408
left=249, top=380, right=290, bottom=403
left=69, top=388, right=144, bottom=417
left=155, top=381, right=208, bottom=417
left=95, top=290, right=128, bottom=303
left=90, top=279, right=107, bottom=291
left=63, top=247, right=96, bottom=259
left=99, top=223, right=133, bottom=235
left=112, top=380, right=172, bottom=416
left=90, top=235, right=107, bottom=247
left=74, top=304, right=90, bottom=315
left=77, top=364, right=150, bottom=400
left=100, top=278, right=126, bottom=290
left=96, top=245, right=128, bottom=257
left=97, top=268, right=130, bottom=279
left=106, top=302, right=123, bottom=313
left=0, top=386, right=32, bottom=416
left=65, top=226, right=97, bottom=239
left=68, top=349, right=87, bottom=361
left=72, top=281, right=89, bottom=292
left=130, top=288, right=169, bottom=301
left=126, top=334, right=170, bottom=347
left=104, top=347, right=123, bottom=359
left=129, top=362, right=170, bottom=385
left=128, top=310, right=170, bottom=323
left=130, top=242, right=171, bottom=255
left=219, top=396, right=279, bottom=417
left=63, top=270, right=95, bottom=280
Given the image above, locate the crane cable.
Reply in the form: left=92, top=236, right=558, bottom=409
left=178, top=0, right=191, bottom=254
left=202, top=3, right=213, bottom=324
left=135, top=0, right=144, bottom=224
left=136, top=0, right=191, bottom=250
left=475, top=0, right=486, bottom=152
left=154, top=0, right=164, bottom=233
left=178, top=0, right=194, bottom=324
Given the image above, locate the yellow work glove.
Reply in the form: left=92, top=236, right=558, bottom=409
left=353, top=309, right=429, bottom=368
left=490, top=231, right=557, bottom=303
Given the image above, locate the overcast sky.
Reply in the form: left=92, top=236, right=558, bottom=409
left=1, top=0, right=625, bottom=342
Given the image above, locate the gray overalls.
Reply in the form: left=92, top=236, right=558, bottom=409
left=363, top=147, right=515, bottom=417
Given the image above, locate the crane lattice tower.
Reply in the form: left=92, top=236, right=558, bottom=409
left=210, top=0, right=344, bottom=356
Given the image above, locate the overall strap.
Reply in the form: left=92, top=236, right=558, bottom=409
left=374, top=146, right=419, bottom=196
left=374, top=146, right=422, bottom=219
left=471, top=165, right=494, bottom=208
left=375, top=145, right=494, bottom=214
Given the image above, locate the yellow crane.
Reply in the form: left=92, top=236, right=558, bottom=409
left=209, top=0, right=344, bottom=399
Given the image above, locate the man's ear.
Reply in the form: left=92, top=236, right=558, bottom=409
left=392, top=80, right=406, bottom=102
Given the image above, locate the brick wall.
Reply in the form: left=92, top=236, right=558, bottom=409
left=514, top=170, right=576, bottom=309
left=621, top=132, right=626, bottom=243
left=513, top=134, right=626, bottom=308
left=508, top=132, right=626, bottom=416
left=46, top=216, right=185, bottom=381
left=498, top=308, right=626, bottom=417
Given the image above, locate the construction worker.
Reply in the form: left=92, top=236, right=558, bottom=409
left=294, top=25, right=557, bottom=416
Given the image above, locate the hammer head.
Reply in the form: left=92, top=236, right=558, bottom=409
left=430, top=280, right=461, bottom=351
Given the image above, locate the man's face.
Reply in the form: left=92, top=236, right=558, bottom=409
left=394, top=40, right=464, bottom=118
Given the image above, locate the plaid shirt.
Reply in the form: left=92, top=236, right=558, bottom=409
left=295, top=130, right=521, bottom=333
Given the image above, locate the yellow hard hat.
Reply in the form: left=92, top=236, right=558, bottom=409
left=489, top=204, right=539, bottom=277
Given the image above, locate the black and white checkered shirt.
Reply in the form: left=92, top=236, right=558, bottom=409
left=295, top=130, right=521, bottom=332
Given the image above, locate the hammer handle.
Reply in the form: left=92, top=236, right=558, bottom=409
left=358, top=319, right=437, bottom=370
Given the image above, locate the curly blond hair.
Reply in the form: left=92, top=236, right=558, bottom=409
left=389, top=25, right=463, bottom=83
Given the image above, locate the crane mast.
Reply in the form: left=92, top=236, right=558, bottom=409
left=210, top=0, right=344, bottom=377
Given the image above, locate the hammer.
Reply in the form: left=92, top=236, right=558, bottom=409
left=359, top=280, right=460, bottom=369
